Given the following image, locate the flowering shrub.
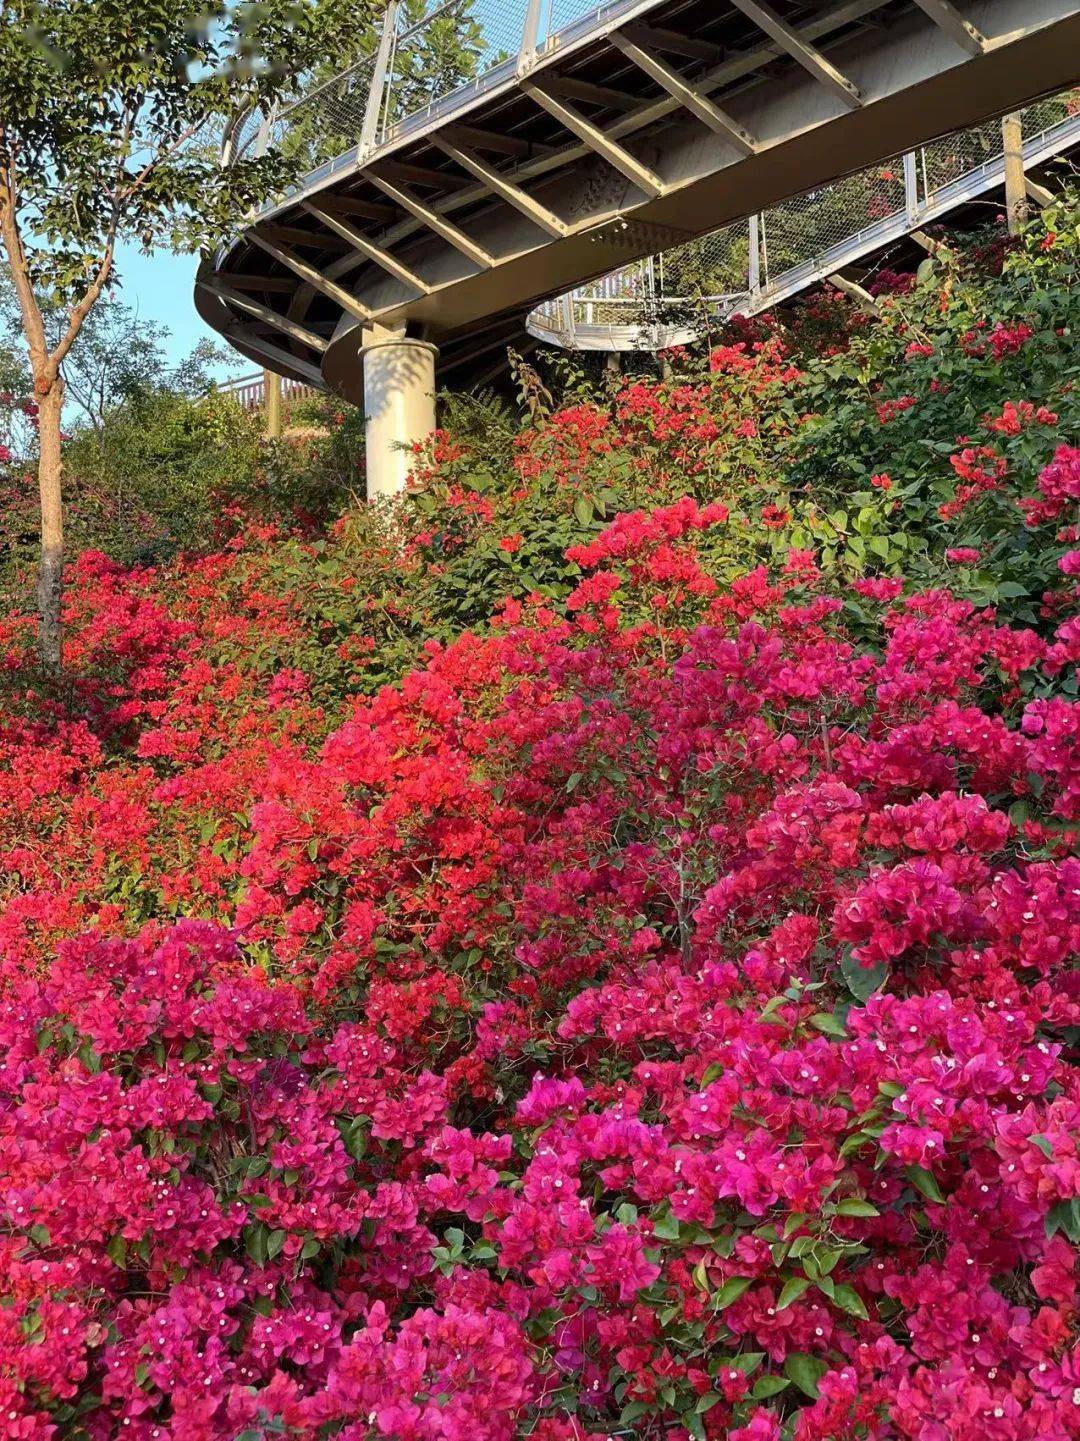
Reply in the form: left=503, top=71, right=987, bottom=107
left=2, top=462, right=1080, bottom=1437
left=0, top=201, right=1078, bottom=1440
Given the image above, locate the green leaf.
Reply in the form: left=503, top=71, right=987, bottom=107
left=1046, top=1198, right=1080, bottom=1241
left=751, top=1375, right=790, bottom=1400
left=784, top=1351, right=829, bottom=1399
left=244, top=1225, right=268, bottom=1266
left=809, top=1011, right=848, bottom=1038
left=713, top=1275, right=753, bottom=1309
left=831, top=1283, right=869, bottom=1320
left=777, top=1276, right=811, bottom=1310
left=905, top=1165, right=945, bottom=1204
left=840, top=951, right=888, bottom=1002
left=834, top=1198, right=880, bottom=1218
left=266, top=1228, right=287, bottom=1260
left=728, top=1351, right=765, bottom=1374
left=573, top=496, right=594, bottom=527
left=651, top=1210, right=681, bottom=1241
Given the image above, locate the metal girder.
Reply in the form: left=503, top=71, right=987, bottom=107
left=200, top=281, right=329, bottom=353
left=541, top=74, right=643, bottom=111
left=521, top=80, right=665, bottom=198
left=254, top=221, right=349, bottom=253
left=376, top=159, right=474, bottom=192
left=308, top=194, right=398, bottom=224
left=611, top=33, right=758, bottom=155
left=335, top=2, right=893, bottom=264
left=728, top=0, right=863, bottom=108
left=431, top=136, right=568, bottom=236
left=442, top=122, right=544, bottom=157
left=620, top=22, right=725, bottom=64
left=249, top=233, right=373, bottom=321
left=912, top=0, right=986, bottom=54
left=222, top=274, right=296, bottom=292
left=302, top=200, right=432, bottom=294
left=365, top=171, right=495, bottom=268
left=220, top=327, right=326, bottom=387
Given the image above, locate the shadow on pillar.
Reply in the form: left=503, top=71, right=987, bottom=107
left=360, top=333, right=439, bottom=502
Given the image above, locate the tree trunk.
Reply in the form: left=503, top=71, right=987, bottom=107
left=35, top=379, right=65, bottom=675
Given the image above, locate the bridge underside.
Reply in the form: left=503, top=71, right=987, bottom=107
left=197, top=0, right=1080, bottom=401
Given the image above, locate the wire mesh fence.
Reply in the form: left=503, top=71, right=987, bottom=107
left=382, top=0, right=519, bottom=131
left=269, top=57, right=380, bottom=179
left=534, top=86, right=1080, bottom=348
left=224, top=0, right=669, bottom=178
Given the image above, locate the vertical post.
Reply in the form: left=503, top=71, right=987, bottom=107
left=359, top=1, right=399, bottom=158
left=747, top=214, right=761, bottom=296
left=759, top=213, right=769, bottom=291
left=518, top=0, right=545, bottom=73
left=361, top=327, right=438, bottom=501
left=903, top=150, right=919, bottom=225
left=255, top=104, right=277, bottom=159
left=1001, top=112, right=1027, bottom=235
left=560, top=293, right=575, bottom=345
left=265, top=371, right=282, bottom=439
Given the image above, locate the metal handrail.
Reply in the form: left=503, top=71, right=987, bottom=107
left=528, top=91, right=1080, bottom=351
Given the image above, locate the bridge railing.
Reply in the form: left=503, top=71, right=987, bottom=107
left=214, top=372, right=320, bottom=413
left=223, top=0, right=634, bottom=190
left=529, top=88, right=1080, bottom=347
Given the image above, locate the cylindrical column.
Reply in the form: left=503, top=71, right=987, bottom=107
left=361, top=331, right=438, bottom=501
left=1002, top=112, right=1027, bottom=236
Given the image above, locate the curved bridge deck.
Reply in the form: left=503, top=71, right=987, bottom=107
left=527, top=90, right=1080, bottom=353
left=197, top=0, right=1080, bottom=401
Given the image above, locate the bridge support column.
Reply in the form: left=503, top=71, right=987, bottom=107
left=361, top=327, right=438, bottom=501
left=1002, top=113, right=1027, bottom=235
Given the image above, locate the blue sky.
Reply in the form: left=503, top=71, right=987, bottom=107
left=113, top=242, right=248, bottom=381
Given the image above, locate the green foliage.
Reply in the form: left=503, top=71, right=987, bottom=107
left=0, top=0, right=378, bottom=298
left=781, top=200, right=1080, bottom=618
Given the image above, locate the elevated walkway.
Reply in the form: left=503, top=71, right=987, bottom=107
left=527, top=90, right=1080, bottom=351
left=195, top=0, right=1080, bottom=492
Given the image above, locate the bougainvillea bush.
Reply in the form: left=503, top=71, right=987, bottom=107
left=0, top=207, right=1078, bottom=1439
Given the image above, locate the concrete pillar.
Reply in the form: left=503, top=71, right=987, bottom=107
left=264, top=370, right=282, bottom=438
left=361, top=328, right=438, bottom=501
left=1002, top=112, right=1027, bottom=236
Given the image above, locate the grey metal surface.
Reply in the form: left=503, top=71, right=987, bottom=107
left=528, top=89, right=1080, bottom=349
left=197, top=0, right=1080, bottom=399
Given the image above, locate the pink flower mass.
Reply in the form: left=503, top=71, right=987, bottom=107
left=0, top=217, right=1079, bottom=1440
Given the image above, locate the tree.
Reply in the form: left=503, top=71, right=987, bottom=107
left=0, top=0, right=372, bottom=673
left=44, top=299, right=228, bottom=437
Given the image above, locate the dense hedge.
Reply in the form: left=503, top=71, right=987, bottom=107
left=0, top=204, right=1077, bottom=1439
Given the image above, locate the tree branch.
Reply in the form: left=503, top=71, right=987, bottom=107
left=0, top=146, right=51, bottom=377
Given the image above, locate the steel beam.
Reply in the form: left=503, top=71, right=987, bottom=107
left=611, top=33, right=757, bottom=155
left=542, top=74, right=644, bottom=111
left=219, top=328, right=326, bottom=387
left=222, top=274, right=297, bottom=292
left=442, top=123, right=545, bottom=158
left=254, top=221, right=349, bottom=253
left=912, top=0, right=986, bottom=54
left=621, top=22, right=725, bottom=64
left=376, top=159, right=474, bottom=192
left=521, top=81, right=665, bottom=198
left=728, top=0, right=863, bottom=107
left=309, top=194, right=398, bottom=224
left=302, top=200, right=432, bottom=294
left=432, top=137, right=568, bottom=235
left=365, top=172, right=495, bottom=268
left=200, top=282, right=330, bottom=353
left=249, top=233, right=373, bottom=321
